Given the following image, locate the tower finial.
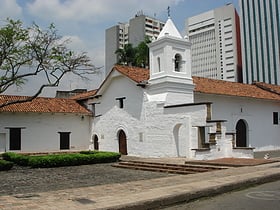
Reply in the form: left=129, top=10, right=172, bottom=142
left=167, top=6, right=170, bottom=18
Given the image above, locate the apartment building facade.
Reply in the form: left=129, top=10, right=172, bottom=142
left=186, top=4, right=242, bottom=82
left=105, top=12, right=165, bottom=75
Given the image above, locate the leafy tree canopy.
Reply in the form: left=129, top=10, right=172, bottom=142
left=0, top=19, right=97, bottom=108
left=115, top=36, right=151, bottom=68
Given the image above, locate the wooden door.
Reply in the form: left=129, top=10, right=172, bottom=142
left=118, top=130, right=127, bottom=155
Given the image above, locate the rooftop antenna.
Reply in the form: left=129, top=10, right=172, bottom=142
left=167, top=6, right=170, bottom=18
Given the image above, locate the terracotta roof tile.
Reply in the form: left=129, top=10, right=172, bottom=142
left=0, top=95, right=92, bottom=115
left=114, top=65, right=150, bottom=83
left=64, top=65, right=280, bottom=102
left=114, top=65, right=280, bottom=101
left=193, top=76, right=280, bottom=101
left=253, top=82, right=280, bottom=95
left=70, top=89, right=97, bottom=100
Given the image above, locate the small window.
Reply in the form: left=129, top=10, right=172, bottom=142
left=9, top=128, right=21, bottom=150
left=174, top=53, right=182, bottom=72
left=273, top=112, right=279, bottom=125
left=116, top=97, right=126, bottom=109
left=157, top=57, right=161, bottom=72
left=59, top=132, right=70, bottom=150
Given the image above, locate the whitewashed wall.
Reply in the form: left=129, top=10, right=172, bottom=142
left=194, top=93, right=280, bottom=151
left=92, top=75, right=208, bottom=158
left=0, top=112, right=91, bottom=153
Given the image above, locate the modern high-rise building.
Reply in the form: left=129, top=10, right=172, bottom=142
left=186, top=4, right=242, bottom=82
left=105, top=22, right=129, bottom=75
left=105, top=12, right=165, bottom=75
left=239, top=0, right=280, bottom=85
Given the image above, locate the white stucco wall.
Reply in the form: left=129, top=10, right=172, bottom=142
left=194, top=93, right=280, bottom=151
left=92, top=75, right=208, bottom=158
left=0, top=112, right=91, bottom=153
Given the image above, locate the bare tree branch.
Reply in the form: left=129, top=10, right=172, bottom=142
left=0, top=18, right=99, bottom=108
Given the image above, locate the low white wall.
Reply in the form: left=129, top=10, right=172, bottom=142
left=0, top=112, right=91, bottom=153
left=195, top=93, right=280, bottom=152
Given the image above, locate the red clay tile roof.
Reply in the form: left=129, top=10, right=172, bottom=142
left=114, top=65, right=150, bottom=83
left=193, top=76, right=280, bottom=101
left=114, top=65, right=280, bottom=101
left=0, top=95, right=92, bottom=115
left=69, top=65, right=280, bottom=102
left=253, top=82, right=280, bottom=95
left=70, top=89, right=97, bottom=100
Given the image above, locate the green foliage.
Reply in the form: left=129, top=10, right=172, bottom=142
left=2, top=152, right=29, bottom=166
left=2, top=151, right=121, bottom=168
left=115, top=43, right=136, bottom=66
left=0, top=159, right=13, bottom=171
left=0, top=18, right=95, bottom=108
left=115, top=36, right=151, bottom=68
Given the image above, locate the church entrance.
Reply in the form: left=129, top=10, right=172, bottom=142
left=235, top=119, right=247, bottom=147
left=93, top=135, right=99, bottom=150
left=118, top=130, right=127, bottom=155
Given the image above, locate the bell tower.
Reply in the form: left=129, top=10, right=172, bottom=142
left=148, top=17, right=194, bottom=105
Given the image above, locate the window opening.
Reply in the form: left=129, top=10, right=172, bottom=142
left=9, top=128, right=21, bottom=150
left=174, top=53, right=182, bottom=72
left=273, top=112, right=279, bottom=125
left=157, top=57, right=161, bottom=72
left=116, top=97, right=126, bottom=109
left=59, top=132, right=70, bottom=150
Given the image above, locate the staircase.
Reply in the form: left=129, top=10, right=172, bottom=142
left=112, top=160, right=225, bottom=175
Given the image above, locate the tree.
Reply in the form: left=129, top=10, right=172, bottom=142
left=135, top=36, right=151, bottom=68
left=115, top=37, right=151, bottom=68
left=0, top=19, right=96, bottom=108
left=115, top=43, right=136, bottom=66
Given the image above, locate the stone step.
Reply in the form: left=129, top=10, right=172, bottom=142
left=113, top=164, right=197, bottom=175
left=122, top=160, right=225, bottom=170
left=113, top=160, right=225, bottom=175
left=119, top=161, right=214, bottom=172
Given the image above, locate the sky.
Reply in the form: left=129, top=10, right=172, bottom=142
left=0, top=0, right=239, bottom=97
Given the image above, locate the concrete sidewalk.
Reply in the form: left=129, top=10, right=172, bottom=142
left=0, top=160, right=280, bottom=210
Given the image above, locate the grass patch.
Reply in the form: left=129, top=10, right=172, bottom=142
left=2, top=151, right=121, bottom=168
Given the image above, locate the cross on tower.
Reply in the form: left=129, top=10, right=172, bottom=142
left=167, top=6, right=170, bottom=17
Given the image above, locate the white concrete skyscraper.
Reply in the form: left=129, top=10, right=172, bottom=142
left=186, top=4, right=242, bottom=82
left=240, top=0, right=280, bottom=85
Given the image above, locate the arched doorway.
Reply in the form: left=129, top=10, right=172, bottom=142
left=173, top=124, right=187, bottom=157
left=118, top=130, right=127, bottom=155
left=235, top=119, right=247, bottom=147
left=93, top=135, right=99, bottom=150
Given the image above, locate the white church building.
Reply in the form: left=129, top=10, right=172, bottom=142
left=80, top=18, right=280, bottom=160
left=0, top=17, right=279, bottom=160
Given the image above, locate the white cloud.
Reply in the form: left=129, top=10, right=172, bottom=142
left=0, top=0, right=22, bottom=19
left=62, top=35, right=86, bottom=51
left=3, top=0, right=184, bottom=97
left=26, top=0, right=182, bottom=24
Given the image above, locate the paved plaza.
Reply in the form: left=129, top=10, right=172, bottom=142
left=0, top=157, right=279, bottom=209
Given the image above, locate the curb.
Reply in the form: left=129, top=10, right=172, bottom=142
left=102, top=170, right=280, bottom=210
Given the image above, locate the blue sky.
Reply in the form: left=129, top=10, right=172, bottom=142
left=0, top=0, right=239, bottom=96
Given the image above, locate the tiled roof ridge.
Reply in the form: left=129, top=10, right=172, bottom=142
left=63, top=65, right=280, bottom=102
left=0, top=95, right=92, bottom=115
left=192, top=76, right=280, bottom=101
left=114, top=65, right=150, bottom=83
left=70, top=89, right=97, bottom=100
left=253, top=82, right=280, bottom=95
